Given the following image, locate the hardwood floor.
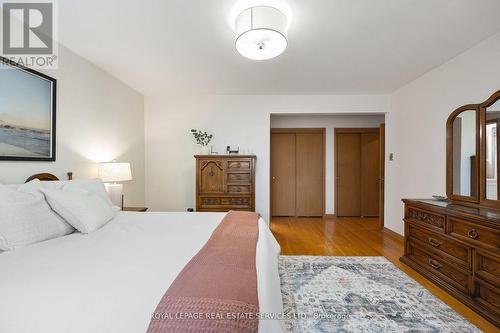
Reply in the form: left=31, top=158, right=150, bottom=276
left=270, top=216, right=498, bottom=332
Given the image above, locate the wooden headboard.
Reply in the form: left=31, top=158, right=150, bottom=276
left=25, top=172, right=73, bottom=183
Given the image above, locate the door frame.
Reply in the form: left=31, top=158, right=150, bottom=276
left=270, top=128, right=326, bottom=217
left=334, top=127, right=382, bottom=217
left=379, top=123, right=385, bottom=229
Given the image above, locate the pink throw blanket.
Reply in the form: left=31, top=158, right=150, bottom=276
left=147, top=211, right=260, bottom=333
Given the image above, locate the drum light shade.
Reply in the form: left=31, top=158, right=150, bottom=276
left=235, top=6, right=288, bottom=60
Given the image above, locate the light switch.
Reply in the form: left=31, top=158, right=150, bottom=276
left=389, top=153, right=394, bottom=161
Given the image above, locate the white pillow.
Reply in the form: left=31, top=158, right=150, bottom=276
left=0, top=180, right=74, bottom=251
left=61, top=179, right=114, bottom=208
left=6, top=181, right=66, bottom=191
left=5, top=179, right=115, bottom=207
left=41, top=187, right=115, bottom=234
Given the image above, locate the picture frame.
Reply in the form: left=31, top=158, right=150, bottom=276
left=0, top=56, right=57, bottom=161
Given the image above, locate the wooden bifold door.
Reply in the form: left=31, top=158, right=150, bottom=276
left=335, top=128, right=380, bottom=217
left=271, top=128, right=325, bottom=217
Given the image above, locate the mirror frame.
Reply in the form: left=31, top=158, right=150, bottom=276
left=446, top=104, right=480, bottom=203
left=446, top=89, right=500, bottom=207
left=479, top=90, right=500, bottom=208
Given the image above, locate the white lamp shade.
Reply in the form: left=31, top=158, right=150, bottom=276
left=235, top=6, right=288, bottom=60
left=98, top=162, right=132, bottom=182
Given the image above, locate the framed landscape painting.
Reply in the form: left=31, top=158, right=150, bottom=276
left=0, top=57, right=56, bottom=161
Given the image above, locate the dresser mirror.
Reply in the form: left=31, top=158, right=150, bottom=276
left=485, top=100, right=500, bottom=200
left=447, top=106, right=479, bottom=202
left=447, top=89, right=500, bottom=207
left=480, top=90, right=500, bottom=207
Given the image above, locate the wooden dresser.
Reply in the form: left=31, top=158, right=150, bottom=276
left=401, top=199, right=499, bottom=326
left=195, top=155, right=256, bottom=212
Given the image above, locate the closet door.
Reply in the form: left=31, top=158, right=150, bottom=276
left=271, top=133, right=296, bottom=216
left=296, top=133, right=324, bottom=216
left=361, top=132, right=380, bottom=216
left=336, top=133, right=362, bottom=216
left=336, top=129, right=380, bottom=217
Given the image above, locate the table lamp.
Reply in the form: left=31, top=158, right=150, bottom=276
left=98, top=162, right=132, bottom=208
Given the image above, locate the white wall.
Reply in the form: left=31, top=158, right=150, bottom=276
left=0, top=45, right=146, bottom=206
left=143, top=33, right=500, bottom=235
left=145, top=32, right=500, bottom=235
left=144, top=95, right=390, bottom=222
left=270, top=114, right=385, bottom=214
left=386, top=32, right=500, bottom=234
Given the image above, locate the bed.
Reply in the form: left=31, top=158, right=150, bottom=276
left=0, top=174, right=284, bottom=333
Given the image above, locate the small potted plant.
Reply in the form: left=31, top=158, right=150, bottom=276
left=190, top=129, right=213, bottom=154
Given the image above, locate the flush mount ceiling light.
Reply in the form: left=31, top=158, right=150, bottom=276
left=235, top=6, right=288, bottom=60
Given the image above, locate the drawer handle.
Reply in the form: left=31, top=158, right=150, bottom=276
left=428, top=258, right=442, bottom=269
left=467, top=229, right=479, bottom=239
left=429, top=238, right=442, bottom=247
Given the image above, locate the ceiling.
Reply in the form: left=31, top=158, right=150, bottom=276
left=58, top=0, right=500, bottom=96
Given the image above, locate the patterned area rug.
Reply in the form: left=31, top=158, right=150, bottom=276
left=279, top=256, right=481, bottom=333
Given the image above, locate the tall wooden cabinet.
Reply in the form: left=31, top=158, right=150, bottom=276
left=195, top=155, right=256, bottom=212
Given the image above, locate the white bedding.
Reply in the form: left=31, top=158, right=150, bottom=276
left=0, top=212, right=284, bottom=333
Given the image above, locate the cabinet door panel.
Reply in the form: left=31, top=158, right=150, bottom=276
left=199, top=160, right=224, bottom=193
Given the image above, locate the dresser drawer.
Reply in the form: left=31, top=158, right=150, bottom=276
left=226, top=172, right=251, bottom=183
left=407, top=241, right=470, bottom=293
left=408, top=224, right=470, bottom=268
left=227, top=160, right=251, bottom=170
left=227, top=185, right=251, bottom=194
left=199, top=196, right=251, bottom=209
left=474, top=250, right=500, bottom=285
left=448, top=217, right=500, bottom=251
left=405, top=206, right=445, bottom=233
left=473, top=278, right=500, bottom=317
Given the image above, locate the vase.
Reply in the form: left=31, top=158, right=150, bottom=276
left=200, top=145, right=211, bottom=155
